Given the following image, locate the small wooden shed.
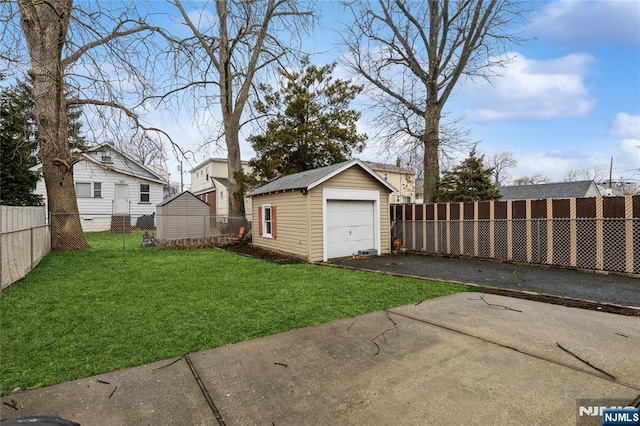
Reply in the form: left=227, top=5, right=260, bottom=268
left=156, top=191, right=210, bottom=242
left=248, top=159, right=397, bottom=262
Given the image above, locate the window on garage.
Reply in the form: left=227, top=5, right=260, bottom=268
left=259, top=204, right=277, bottom=238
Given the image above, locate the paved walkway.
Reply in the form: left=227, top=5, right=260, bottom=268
left=332, top=254, right=640, bottom=308
left=2, top=293, right=639, bottom=425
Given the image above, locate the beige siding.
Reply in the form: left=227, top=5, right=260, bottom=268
left=252, top=166, right=391, bottom=263
left=252, top=190, right=311, bottom=261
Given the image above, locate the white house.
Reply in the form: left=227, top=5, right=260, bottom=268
left=190, top=158, right=252, bottom=218
left=32, top=143, right=170, bottom=231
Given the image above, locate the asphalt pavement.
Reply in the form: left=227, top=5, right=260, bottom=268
left=332, top=253, right=640, bottom=308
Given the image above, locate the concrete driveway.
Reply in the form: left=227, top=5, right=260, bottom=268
left=2, top=293, right=638, bottom=425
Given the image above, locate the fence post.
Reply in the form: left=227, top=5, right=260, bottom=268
left=536, top=219, right=541, bottom=263
left=30, top=226, right=34, bottom=271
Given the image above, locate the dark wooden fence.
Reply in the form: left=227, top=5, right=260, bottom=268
left=390, top=195, right=640, bottom=275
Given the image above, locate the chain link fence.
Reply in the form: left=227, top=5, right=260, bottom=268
left=49, top=212, right=251, bottom=250
left=392, top=218, right=640, bottom=274
left=1, top=206, right=50, bottom=289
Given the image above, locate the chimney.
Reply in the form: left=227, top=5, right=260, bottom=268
left=396, top=157, right=401, bottom=167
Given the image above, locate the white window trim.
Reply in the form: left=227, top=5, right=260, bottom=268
left=262, top=204, right=273, bottom=239
left=139, top=183, right=151, bottom=203
left=322, top=188, right=381, bottom=262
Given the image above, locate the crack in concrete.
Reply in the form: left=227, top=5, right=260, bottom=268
left=184, top=354, right=226, bottom=426
left=385, top=309, right=640, bottom=392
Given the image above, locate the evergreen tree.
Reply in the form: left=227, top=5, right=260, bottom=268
left=0, top=76, right=85, bottom=205
left=248, top=59, right=367, bottom=183
left=0, top=79, right=42, bottom=205
left=434, top=147, right=501, bottom=202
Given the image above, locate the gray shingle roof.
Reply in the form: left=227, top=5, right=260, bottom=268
left=248, top=159, right=397, bottom=197
left=157, top=190, right=208, bottom=207
left=498, top=180, right=603, bottom=200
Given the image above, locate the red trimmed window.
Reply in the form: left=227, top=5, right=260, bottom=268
left=260, top=205, right=277, bottom=238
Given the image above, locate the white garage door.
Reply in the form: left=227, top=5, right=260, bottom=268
left=326, top=200, right=375, bottom=259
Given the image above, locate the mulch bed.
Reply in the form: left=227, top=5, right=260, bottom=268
left=223, top=243, right=305, bottom=264
left=483, top=288, right=640, bottom=317
left=221, top=244, right=640, bottom=316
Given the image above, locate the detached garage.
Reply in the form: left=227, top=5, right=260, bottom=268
left=248, top=159, right=397, bottom=262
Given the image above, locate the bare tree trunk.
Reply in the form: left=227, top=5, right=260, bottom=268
left=224, top=120, right=244, bottom=216
left=423, top=106, right=440, bottom=203
left=19, top=0, right=89, bottom=251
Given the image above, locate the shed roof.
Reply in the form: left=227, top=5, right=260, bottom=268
left=248, top=159, right=398, bottom=197
left=498, top=180, right=605, bottom=200
left=157, top=190, right=209, bottom=207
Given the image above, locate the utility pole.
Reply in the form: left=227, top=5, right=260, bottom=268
left=608, top=157, right=613, bottom=189
left=178, top=161, right=184, bottom=192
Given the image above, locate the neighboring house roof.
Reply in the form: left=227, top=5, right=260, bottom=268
left=157, top=190, right=209, bottom=207
left=30, top=142, right=169, bottom=185
left=364, top=161, right=412, bottom=175
left=212, top=177, right=229, bottom=188
left=248, top=159, right=398, bottom=197
left=85, top=143, right=168, bottom=184
left=498, top=180, right=607, bottom=200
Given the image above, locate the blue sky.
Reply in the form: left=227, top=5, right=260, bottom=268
left=161, top=0, right=639, bottom=187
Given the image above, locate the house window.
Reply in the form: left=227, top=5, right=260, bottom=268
left=140, top=184, right=150, bottom=203
left=93, top=182, right=102, bottom=198
left=402, top=196, right=411, bottom=204
left=76, top=182, right=102, bottom=198
left=384, top=173, right=388, bottom=180
left=101, top=155, right=112, bottom=164
left=76, top=182, right=91, bottom=198
left=259, top=204, right=277, bottom=239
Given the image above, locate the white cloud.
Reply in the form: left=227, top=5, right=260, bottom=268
left=462, top=52, right=597, bottom=121
left=610, top=113, right=640, bottom=165
left=611, top=112, right=640, bottom=138
left=525, top=0, right=640, bottom=47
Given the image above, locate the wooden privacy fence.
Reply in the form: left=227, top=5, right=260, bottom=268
left=390, top=195, right=640, bottom=275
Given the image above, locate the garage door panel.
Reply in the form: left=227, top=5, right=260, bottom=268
left=327, top=211, right=374, bottom=226
left=327, top=200, right=375, bottom=259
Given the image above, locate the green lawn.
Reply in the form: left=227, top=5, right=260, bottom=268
left=0, top=232, right=474, bottom=396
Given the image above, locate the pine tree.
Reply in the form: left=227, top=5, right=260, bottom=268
left=434, top=147, right=501, bottom=202
left=248, top=59, right=367, bottom=183
left=0, top=76, right=86, bottom=205
left=0, top=79, right=42, bottom=205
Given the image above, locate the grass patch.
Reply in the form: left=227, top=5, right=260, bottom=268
left=0, top=232, right=475, bottom=396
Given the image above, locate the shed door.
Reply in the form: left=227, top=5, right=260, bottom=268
left=326, top=200, right=375, bottom=259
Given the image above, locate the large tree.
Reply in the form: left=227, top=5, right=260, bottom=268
left=434, top=146, right=500, bottom=202
left=341, top=0, right=525, bottom=203
left=248, top=59, right=366, bottom=183
left=167, top=0, right=315, bottom=216
left=2, top=1, right=164, bottom=250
